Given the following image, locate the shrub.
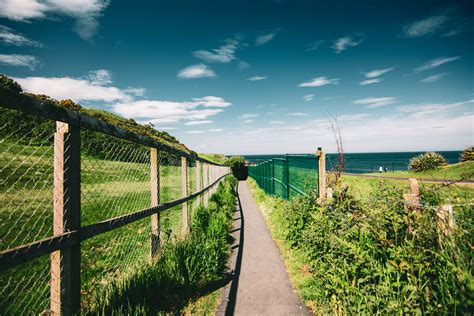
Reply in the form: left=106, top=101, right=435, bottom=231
left=224, top=156, right=245, bottom=168
left=460, top=146, right=474, bottom=162
left=409, top=151, right=447, bottom=172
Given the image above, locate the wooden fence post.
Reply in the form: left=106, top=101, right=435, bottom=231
left=203, top=164, right=209, bottom=207
left=181, top=157, right=189, bottom=233
left=316, top=147, right=326, bottom=200
left=437, top=205, right=455, bottom=235
left=150, top=148, right=160, bottom=259
left=196, top=161, right=202, bottom=205
left=51, top=122, right=81, bottom=316
left=403, top=178, right=420, bottom=209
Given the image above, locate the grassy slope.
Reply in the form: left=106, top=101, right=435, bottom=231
left=198, top=153, right=228, bottom=165
left=359, top=161, right=474, bottom=181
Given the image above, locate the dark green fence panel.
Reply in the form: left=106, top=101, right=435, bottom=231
left=248, top=154, right=320, bottom=199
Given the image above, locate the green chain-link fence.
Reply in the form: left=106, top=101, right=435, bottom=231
left=248, top=153, right=321, bottom=199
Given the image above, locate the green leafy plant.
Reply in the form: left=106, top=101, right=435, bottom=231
left=460, top=146, right=474, bottom=162
left=409, top=151, right=448, bottom=172
left=224, top=156, right=245, bottom=168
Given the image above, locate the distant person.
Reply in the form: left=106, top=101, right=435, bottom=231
left=384, top=167, right=388, bottom=172
left=379, top=166, right=383, bottom=173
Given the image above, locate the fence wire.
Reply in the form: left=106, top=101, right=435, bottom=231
left=249, top=154, right=320, bottom=199
left=0, top=106, right=230, bottom=314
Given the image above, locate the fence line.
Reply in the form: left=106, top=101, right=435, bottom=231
left=0, top=83, right=231, bottom=315
left=248, top=148, right=326, bottom=199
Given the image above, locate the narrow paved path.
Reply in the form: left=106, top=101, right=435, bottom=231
left=217, top=181, right=310, bottom=316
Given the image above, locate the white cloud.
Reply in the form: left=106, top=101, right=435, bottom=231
left=303, top=94, right=314, bottom=102
left=243, top=119, right=254, bottom=123
left=209, top=128, right=223, bottom=132
left=288, top=112, right=307, bottom=117
left=88, top=69, right=112, bottom=85
left=306, top=40, right=325, bottom=51
left=112, top=96, right=231, bottom=125
left=185, top=120, right=213, bottom=126
left=353, top=97, right=397, bottom=108
left=177, top=64, right=216, bottom=79
left=415, top=56, right=461, bottom=72
left=365, top=67, right=395, bottom=78
left=186, top=130, right=205, bottom=134
left=124, top=87, right=146, bottom=97
left=0, top=54, right=39, bottom=69
left=247, top=76, right=267, bottom=81
left=299, top=76, right=339, bottom=87
left=419, top=73, right=447, bottom=83
left=396, top=99, right=474, bottom=118
left=14, top=75, right=131, bottom=102
left=0, top=0, right=110, bottom=39
left=359, top=78, right=382, bottom=85
left=270, top=120, right=285, bottom=124
left=0, top=25, right=43, bottom=47
left=255, top=32, right=276, bottom=46
left=241, top=113, right=259, bottom=119
left=332, top=35, right=363, bottom=53
left=193, top=39, right=239, bottom=63
left=403, top=15, right=448, bottom=37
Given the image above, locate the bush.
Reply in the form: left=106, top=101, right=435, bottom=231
left=224, top=156, right=245, bottom=168
left=252, top=179, right=473, bottom=314
left=460, top=146, right=474, bottom=162
left=409, top=152, right=447, bottom=172
left=84, top=176, right=237, bottom=314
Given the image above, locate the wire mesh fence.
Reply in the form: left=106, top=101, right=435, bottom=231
left=248, top=154, right=321, bottom=199
left=0, top=96, right=230, bottom=314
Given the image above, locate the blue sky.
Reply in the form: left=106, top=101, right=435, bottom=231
left=0, top=0, right=473, bottom=154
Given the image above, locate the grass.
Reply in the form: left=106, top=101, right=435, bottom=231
left=247, top=171, right=474, bottom=314
left=359, top=161, right=474, bottom=181
left=0, top=138, right=218, bottom=315
left=198, top=153, right=228, bottom=165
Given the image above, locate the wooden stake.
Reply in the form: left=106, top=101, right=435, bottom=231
left=181, top=157, right=189, bottom=233
left=50, top=122, right=81, bottom=316
left=437, top=204, right=455, bottom=235
left=150, top=148, right=160, bottom=259
left=196, top=161, right=202, bottom=206
left=317, top=148, right=326, bottom=200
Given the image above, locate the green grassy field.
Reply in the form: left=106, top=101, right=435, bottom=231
left=0, top=139, right=204, bottom=314
left=358, top=161, right=474, bottom=181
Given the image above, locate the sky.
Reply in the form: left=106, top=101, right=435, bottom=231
left=0, top=0, right=473, bottom=155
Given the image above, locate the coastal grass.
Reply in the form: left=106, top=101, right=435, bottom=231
left=0, top=139, right=220, bottom=314
left=247, top=174, right=474, bottom=314
left=360, top=161, right=474, bottom=181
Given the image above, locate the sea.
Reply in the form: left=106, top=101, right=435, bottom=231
left=242, top=151, right=463, bottom=174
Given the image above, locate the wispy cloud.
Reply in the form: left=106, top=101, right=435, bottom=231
left=88, top=69, right=112, bottom=85
left=303, top=94, right=314, bottom=102
left=185, top=120, right=213, bottom=126
left=359, top=78, right=382, bottom=85
left=193, top=39, right=239, bottom=63
left=299, top=77, right=339, bottom=87
left=396, top=99, right=474, bottom=118
left=0, top=0, right=110, bottom=40
left=270, top=120, right=285, bottom=124
left=0, top=25, right=43, bottom=47
left=243, top=119, right=254, bottom=123
left=403, top=15, right=448, bottom=37
left=415, top=56, right=460, bottom=72
left=353, top=97, right=398, bottom=108
left=247, top=76, right=267, bottom=81
left=177, top=64, right=216, bottom=79
left=365, top=67, right=395, bottom=78
left=288, top=112, right=307, bottom=117
left=306, top=40, right=325, bottom=51
left=419, top=73, right=447, bottom=83
left=332, top=34, right=363, bottom=53
left=186, top=130, right=205, bottom=134
left=255, top=32, right=277, bottom=45
left=241, top=113, right=259, bottom=119
left=0, top=54, right=39, bottom=69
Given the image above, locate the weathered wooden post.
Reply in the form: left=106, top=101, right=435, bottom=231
left=403, top=178, right=420, bottom=209
left=316, top=147, right=326, bottom=200
left=51, top=122, right=81, bottom=316
left=181, top=157, right=189, bottom=233
left=196, top=161, right=202, bottom=205
left=203, top=163, right=209, bottom=207
left=150, top=148, right=160, bottom=259
left=437, top=205, right=455, bottom=235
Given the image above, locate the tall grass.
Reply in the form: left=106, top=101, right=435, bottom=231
left=84, top=176, right=237, bottom=315
left=248, top=178, right=473, bottom=314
